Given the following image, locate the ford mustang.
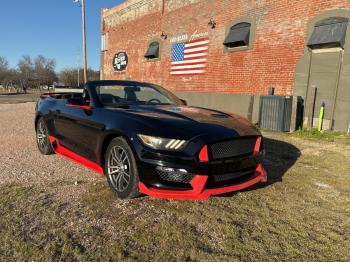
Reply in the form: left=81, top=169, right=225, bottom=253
left=35, top=80, right=267, bottom=200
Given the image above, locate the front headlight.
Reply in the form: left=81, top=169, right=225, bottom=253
left=137, top=134, right=188, bottom=151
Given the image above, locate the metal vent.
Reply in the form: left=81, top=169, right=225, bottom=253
left=210, top=137, right=257, bottom=160
left=259, top=96, right=293, bottom=132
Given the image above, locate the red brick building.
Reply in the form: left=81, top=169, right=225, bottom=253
left=101, top=0, right=350, bottom=131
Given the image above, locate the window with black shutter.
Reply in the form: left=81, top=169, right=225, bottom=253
left=223, top=22, right=251, bottom=48
left=307, top=17, right=348, bottom=49
left=144, top=41, right=160, bottom=59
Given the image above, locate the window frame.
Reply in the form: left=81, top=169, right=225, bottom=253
left=101, top=32, right=108, bottom=52
left=223, top=18, right=256, bottom=53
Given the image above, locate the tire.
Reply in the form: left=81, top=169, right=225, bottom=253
left=36, top=117, right=55, bottom=155
left=104, top=137, right=140, bottom=199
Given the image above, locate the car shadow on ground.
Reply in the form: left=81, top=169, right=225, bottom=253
left=220, top=137, right=301, bottom=197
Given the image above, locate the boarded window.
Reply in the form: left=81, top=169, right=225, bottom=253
left=307, top=17, right=348, bottom=49
left=223, top=22, right=251, bottom=48
left=144, top=41, right=160, bottom=59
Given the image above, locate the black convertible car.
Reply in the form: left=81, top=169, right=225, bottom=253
left=35, top=80, right=267, bottom=200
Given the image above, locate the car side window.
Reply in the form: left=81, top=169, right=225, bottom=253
left=98, top=86, right=124, bottom=105
left=96, top=84, right=179, bottom=106
left=135, top=87, right=170, bottom=104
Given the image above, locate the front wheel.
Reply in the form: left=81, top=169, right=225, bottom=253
left=104, top=137, right=140, bottom=199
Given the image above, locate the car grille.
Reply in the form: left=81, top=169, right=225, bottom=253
left=211, top=169, right=255, bottom=183
left=210, top=137, right=257, bottom=160
left=156, top=169, right=194, bottom=184
left=211, top=157, right=257, bottom=175
left=206, top=168, right=257, bottom=188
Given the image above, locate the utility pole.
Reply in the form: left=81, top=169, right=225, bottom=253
left=73, top=0, right=88, bottom=83
left=81, top=0, right=88, bottom=83
left=77, top=67, right=80, bottom=87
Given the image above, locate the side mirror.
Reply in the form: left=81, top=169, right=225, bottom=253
left=180, top=99, right=187, bottom=106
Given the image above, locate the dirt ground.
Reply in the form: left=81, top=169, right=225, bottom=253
left=0, top=102, right=349, bottom=261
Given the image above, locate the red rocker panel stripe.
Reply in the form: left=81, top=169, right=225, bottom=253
left=65, top=104, right=92, bottom=110
left=49, top=136, right=104, bottom=175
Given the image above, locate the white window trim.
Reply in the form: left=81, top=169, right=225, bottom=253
left=101, top=33, right=108, bottom=52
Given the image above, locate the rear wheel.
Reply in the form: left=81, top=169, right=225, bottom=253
left=104, top=137, right=140, bottom=199
left=36, top=118, right=54, bottom=155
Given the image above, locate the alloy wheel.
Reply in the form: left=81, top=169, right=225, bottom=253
left=37, top=121, right=48, bottom=151
left=107, top=146, right=131, bottom=192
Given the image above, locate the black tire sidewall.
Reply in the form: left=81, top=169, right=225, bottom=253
left=104, top=137, right=140, bottom=199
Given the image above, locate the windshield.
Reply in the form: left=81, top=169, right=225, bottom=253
left=95, top=83, right=182, bottom=106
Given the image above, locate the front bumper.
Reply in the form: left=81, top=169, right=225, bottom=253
left=139, top=164, right=267, bottom=200
left=136, top=136, right=267, bottom=200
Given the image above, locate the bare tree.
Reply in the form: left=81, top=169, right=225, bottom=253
left=17, top=55, right=34, bottom=93
left=87, top=68, right=100, bottom=82
left=0, top=56, right=8, bottom=71
left=59, top=68, right=100, bottom=87
left=58, top=68, right=77, bottom=87
left=2, top=69, right=21, bottom=92
left=0, top=56, right=22, bottom=92
left=0, top=56, right=9, bottom=87
left=34, top=55, right=57, bottom=88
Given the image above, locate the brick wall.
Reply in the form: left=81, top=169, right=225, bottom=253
left=102, top=0, right=350, bottom=96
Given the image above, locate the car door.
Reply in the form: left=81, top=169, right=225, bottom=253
left=54, top=102, right=105, bottom=163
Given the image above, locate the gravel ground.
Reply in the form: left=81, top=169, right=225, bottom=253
left=0, top=102, right=104, bottom=201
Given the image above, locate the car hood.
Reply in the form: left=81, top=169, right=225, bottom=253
left=107, top=105, right=260, bottom=142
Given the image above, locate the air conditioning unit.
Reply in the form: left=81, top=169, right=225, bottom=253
left=258, top=96, right=294, bottom=132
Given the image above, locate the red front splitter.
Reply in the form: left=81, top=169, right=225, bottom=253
left=139, top=164, right=267, bottom=200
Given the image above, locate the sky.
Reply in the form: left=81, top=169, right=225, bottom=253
left=0, top=0, right=125, bottom=71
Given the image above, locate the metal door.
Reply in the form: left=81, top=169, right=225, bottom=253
left=305, top=48, right=343, bottom=130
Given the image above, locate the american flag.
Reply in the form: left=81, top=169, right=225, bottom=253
left=170, top=38, right=209, bottom=76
